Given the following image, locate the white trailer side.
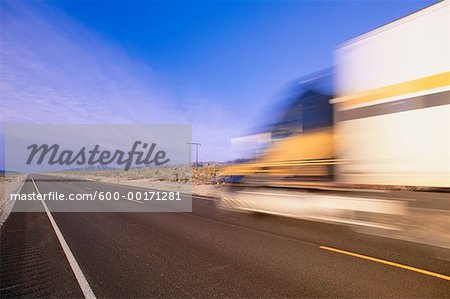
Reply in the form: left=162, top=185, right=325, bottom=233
left=333, top=0, right=450, bottom=187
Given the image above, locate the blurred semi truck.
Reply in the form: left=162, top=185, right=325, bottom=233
left=221, top=0, right=450, bottom=191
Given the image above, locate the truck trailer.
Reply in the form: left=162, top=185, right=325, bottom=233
left=221, top=0, right=450, bottom=190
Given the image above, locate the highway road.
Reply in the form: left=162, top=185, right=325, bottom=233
left=1, top=174, right=449, bottom=298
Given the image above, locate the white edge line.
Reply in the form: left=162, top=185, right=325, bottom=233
left=31, top=175, right=96, bottom=299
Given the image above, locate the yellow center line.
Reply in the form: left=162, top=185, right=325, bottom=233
left=319, top=245, right=450, bottom=281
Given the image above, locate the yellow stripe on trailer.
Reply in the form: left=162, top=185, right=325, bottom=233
left=334, top=72, right=450, bottom=109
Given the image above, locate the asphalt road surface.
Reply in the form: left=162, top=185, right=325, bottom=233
left=1, top=174, right=449, bottom=298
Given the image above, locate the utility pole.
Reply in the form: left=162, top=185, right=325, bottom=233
left=186, top=142, right=201, bottom=166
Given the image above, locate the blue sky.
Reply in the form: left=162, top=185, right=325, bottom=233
left=0, top=0, right=437, bottom=164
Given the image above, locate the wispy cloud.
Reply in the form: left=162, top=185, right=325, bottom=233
left=0, top=0, right=248, bottom=161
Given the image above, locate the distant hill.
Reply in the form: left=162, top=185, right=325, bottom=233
left=224, top=158, right=254, bottom=165
left=56, top=165, right=118, bottom=172
left=0, top=169, right=21, bottom=174
left=191, top=161, right=228, bottom=167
